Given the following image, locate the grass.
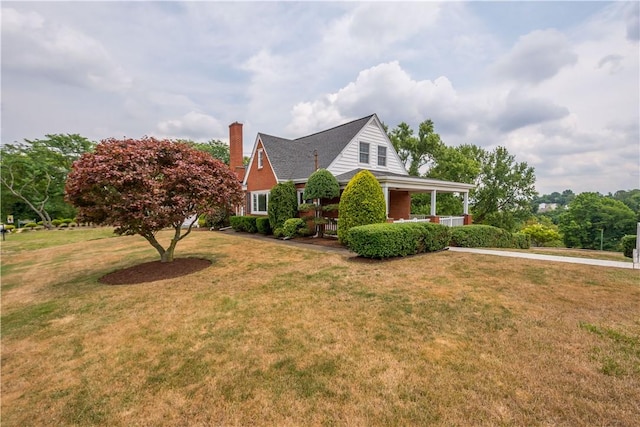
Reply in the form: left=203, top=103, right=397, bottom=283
left=503, top=246, right=632, bottom=262
left=1, top=229, right=639, bottom=426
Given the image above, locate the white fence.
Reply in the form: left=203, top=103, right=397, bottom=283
left=393, top=215, right=465, bottom=227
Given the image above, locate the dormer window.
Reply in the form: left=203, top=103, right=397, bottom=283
left=257, top=148, right=264, bottom=169
left=378, top=146, right=387, bottom=167
left=359, top=142, right=370, bottom=164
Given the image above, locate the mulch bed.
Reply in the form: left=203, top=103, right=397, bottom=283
left=99, top=258, right=212, bottom=285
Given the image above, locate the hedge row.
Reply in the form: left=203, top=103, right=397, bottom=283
left=621, top=235, right=637, bottom=258
left=229, top=216, right=258, bottom=233
left=450, top=225, right=530, bottom=249
left=348, top=222, right=451, bottom=259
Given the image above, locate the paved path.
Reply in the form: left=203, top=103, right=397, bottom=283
left=221, top=230, right=638, bottom=269
left=448, top=247, right=638, bottom=270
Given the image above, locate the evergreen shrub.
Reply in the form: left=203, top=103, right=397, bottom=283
left=256, top=217, right=272, bottom=235
left=450, top=225, right=530, bottom=249
left=282, top=218, right=306, bottom=238
left=268, top=181, right=298, bottom=230
left=348, top=222, right=451, bottom=258
left=229, top=216, right=258, bottom=233
left=338, top=170, right=386, bottom=245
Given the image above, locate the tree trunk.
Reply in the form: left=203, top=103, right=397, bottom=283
left=161, top=246, right=175, bottom=263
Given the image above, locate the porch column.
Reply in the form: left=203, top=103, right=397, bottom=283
left=463, top=192, right=469, bottom=215
left=382, top=183, right=389, bottom=218
left=429, top=190, right=440, bottom=223
left=430, top=191, right=437, bottom=216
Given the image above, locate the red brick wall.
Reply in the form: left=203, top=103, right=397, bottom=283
left=229, top=122, right=245, bottom=181
left=245, top=140, right=277, bottom=192
left=388, top=190, right=411, bottom=220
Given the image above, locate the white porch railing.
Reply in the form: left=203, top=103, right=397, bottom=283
left=393, top=215, right=465, bottom=227
left=439, top=216, right=465, bottom=227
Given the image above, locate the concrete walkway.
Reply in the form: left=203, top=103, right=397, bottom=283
left=448, top=247, right=638, bottom=270
left=220, top=230, right=638, bottom=269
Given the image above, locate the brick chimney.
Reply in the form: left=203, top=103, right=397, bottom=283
left=229, top=122, right=245, bottom=181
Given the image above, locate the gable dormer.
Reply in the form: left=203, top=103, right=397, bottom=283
left=327, top=115, right=408, bottom=177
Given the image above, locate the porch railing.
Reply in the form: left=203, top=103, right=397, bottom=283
left=394, top=215, right=465, bottom=227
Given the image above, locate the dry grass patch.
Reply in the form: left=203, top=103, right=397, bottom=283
left=1, top=229, right=639, bottom=426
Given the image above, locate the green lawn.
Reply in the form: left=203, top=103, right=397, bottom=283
left=1, top=229, right=639, bottom=426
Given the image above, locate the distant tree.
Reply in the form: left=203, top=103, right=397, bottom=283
left=268, top=181, right=298, bottom=231
left=303, top=169, right=340, bottom=237
left=186, top=139, right=230, bottom=165
left=388, top=120, right=444, bottom=176
left=338, top=170, right=386, bottom=245
left=470, top=146, right=536, bottom=231
left=559, top=192, right=636, bottom=250
left=611, top=189, right=640, bottom=221
left=66, top=137, right=243, bottom=263
left=0, top=134, right=94, bottom=228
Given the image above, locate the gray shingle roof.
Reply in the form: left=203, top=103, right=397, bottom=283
left=259, top=114, right=375, bottom=181
left=334, top=168, right=410, bottom=183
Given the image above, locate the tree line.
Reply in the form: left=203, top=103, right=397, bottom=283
left=2, top=124, right=638, bottom=253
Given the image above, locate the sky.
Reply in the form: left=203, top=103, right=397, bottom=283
left=2, top=1, right=639, bottom=195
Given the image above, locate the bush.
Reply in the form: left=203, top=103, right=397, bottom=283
left=303, top=169, right=340, bottom=200
left=25, top=222, right=38, bottom=229
left=256, top=217, right=272, bottom=235
left=62, top=218, right=74, bottom=224
left=3, top=225, right=15, bottom=232
left=51, top=219, right=63, bottom=227
left=450, top=225, right=530, bottom=249
left=273, top=227, right=284, bottom=238
left=348, top=222, right=451, bottom=258
left=69, top=222, right=78, bottom=228
left=229, top=216, right=258, bottom=233
left=59, top=223, right=69, bottom=228
left=520, top=222, right=562, bottom=247
left=621, top=235, right=637, bottom=258
left=37, top=221, right=44, bottom=226
left=268, top=181, right=298, bottom=230
left=338, top=170, right=386, bottom=245
left=282, top=218, right=306, bottom=239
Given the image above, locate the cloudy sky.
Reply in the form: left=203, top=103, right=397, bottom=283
left=2, top=1, right=638, bottom=195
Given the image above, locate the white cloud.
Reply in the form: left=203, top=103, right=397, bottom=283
left=157, top=111, right=225, bottom=141
left=492, top=29, right=578, bottom=85
left=2, top=7, right=132, bottom=92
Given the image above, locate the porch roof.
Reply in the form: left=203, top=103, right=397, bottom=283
left=334, top=169, right=475, bottom=194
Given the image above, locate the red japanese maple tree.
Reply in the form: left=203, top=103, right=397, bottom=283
left=65, top=137, right=243, bottom=263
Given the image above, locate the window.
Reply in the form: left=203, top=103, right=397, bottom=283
left=251, top=192, right=269, bottom=214
left=257, top=149, right=264, bottom=169
left=377, top=146, right=387, bottom=167
left=359, top=142, right=370, bottom=163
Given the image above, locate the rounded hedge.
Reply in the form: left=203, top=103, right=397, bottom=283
left=303, top=169, right=340, bottom=200
left=348, top=222, right=451, bottom=258
left=268, top=181, right=298, bottom=230
left=620, top=235, right=637, bottom=258
left=450, top=225, right=530, bottom=249
left=338, top=170, right=386, bottom=245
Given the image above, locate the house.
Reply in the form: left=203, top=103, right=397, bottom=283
left=228, top=114, right=474, bottom=225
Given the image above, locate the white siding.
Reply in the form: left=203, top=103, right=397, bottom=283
left=327, top=118, right=408, bottom=176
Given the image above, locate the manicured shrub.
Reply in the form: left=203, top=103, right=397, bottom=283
left=3, top=225, right=15, bottom=231
left=450, top=225, right=530, bottom=249
left=25, top=222, right=37, bottom=229
left=198, top=214, right=207, bottom=228
left=37, top=221, right=44, bottom=226
left=282, top=218, right=306, bottom=239
left=51, top=219, right=63, bottom=227
left=62, top=218, right=74, bottom=224
left=273, top=227, right=284, bottom=238
left=268, top=181, right=298, bottom=230
left=59, top=223, right=69, bottom=228
left=621, top=235, right=637, bottom=258
left=256, top=217, right=272, bottom=235
left=338, top=170, right=386, bottom=245
left=229, top=216, right=258, bottom=233
left=348, top=222, right=451, bottom=258
left=69, top=222, right=78, bottom=228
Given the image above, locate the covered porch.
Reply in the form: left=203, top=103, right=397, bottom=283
left=376, top=174, right=475, bottom=226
